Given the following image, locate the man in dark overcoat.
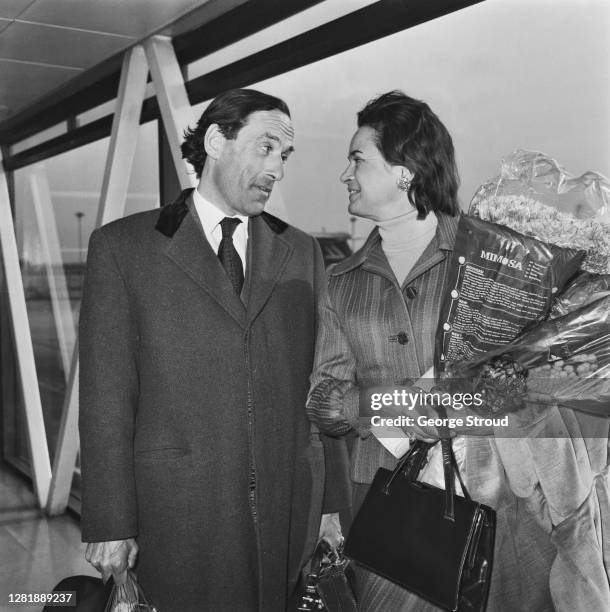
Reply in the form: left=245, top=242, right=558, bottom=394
left=78, top=89, right=348, bottom=611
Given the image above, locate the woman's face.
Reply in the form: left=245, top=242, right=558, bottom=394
left=340, top=126, right=412, bottom=222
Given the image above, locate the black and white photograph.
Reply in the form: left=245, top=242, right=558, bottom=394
left=0, top=1, right=608, bottom=611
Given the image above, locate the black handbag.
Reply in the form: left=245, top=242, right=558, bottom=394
left=297, top=538, right=357, bottom=612
left=344, top=438, right=496, bottom=611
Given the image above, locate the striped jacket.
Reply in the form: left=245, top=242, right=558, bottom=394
left=307, top=212, right=459, bottom=483
left=307, top=212, right=605, bottom=610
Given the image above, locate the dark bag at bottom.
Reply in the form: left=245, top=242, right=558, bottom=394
left=297, top=538, right=357, bottom=612
left=43, top=575, right=112, bottom=611
left=344, top=439, right=496, bottom=611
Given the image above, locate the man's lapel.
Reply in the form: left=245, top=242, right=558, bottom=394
left=244, top=213, right=293, bottom=324
left=161, top=193, right=247, bottom=328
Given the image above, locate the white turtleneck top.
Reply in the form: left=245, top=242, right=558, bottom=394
left=377, top=209, right=438, bottom=286
left=375, top=208, right=466, bottom=491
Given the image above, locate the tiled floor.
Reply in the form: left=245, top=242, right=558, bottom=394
left=0, top=463, right=96, bottom=612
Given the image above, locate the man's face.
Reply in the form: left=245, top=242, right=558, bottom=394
left=212, top=110, right=294, bottom=216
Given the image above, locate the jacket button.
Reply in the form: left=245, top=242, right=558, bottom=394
left=405, top=286, right=418, bottom=299
left=397, top=332, right=409, bottom=345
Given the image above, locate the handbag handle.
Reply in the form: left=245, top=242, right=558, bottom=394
left=382, top=433, right=471, bottom=522
left=382, top=440, right=435, bottom=495
left=436, top=403, right=472, bottom=521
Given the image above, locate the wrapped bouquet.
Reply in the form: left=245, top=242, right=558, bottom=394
left=437, top=150, right=610, bottom=417
left=445, top=295, right=610, bottom=417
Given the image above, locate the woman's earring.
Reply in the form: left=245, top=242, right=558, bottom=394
left=397, top=170, right=412, bottom=192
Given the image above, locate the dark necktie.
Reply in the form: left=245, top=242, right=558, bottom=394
left=218, top=217, right=244, bottom=295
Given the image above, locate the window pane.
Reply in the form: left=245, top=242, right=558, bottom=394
left=8, top=121, right=159, bottom=491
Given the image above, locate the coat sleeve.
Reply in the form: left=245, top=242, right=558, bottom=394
left=307, top=281, right=363, bottom=437
left=320, top=433, right=352, bottom=513
left=310, top=244, right=352, bottom=513
left=78, top=228, right=139, bottom=542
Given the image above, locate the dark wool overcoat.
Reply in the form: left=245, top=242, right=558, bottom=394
left=79, top=189, right=335, bottom=611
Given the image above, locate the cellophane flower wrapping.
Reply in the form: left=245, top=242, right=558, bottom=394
left=435, top=215, right=585, bottom=374
left=470, top=149, right=610, bottom=274
left=436, top=150, right=610, bottom=417
left=443, top=295, right=610, bottom=416
left=549, top=271, right=610, bottom=318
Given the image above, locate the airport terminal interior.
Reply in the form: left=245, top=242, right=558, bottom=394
left=0, top=0, right=608, bottom=609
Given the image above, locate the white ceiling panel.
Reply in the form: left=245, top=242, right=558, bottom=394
left=0, top=60, right=80, bottom=117
left=0, top=0, right=245, bottom=124
left=0, top=21, right=134, bottom=69
left=18, top=0, right=209, bottom=38
left=0, top=0, right=35, bottom=20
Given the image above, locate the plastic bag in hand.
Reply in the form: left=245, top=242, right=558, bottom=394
left=104, top=571, right=156, bottom=612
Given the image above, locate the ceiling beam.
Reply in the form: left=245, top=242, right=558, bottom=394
left=4, top=116, right=114, bottom=170
left=184, top=0, right=485, bottom=111
left=0, top=0, right=324, bottom=145
left=3, top=0, right=484, bottom=171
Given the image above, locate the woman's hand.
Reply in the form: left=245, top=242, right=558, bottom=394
left=378, top=402, right=441, bottom=442
left=403, top=420, right=442, bottom=443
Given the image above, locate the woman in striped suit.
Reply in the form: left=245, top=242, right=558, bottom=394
left=307, top=91, right=556, bottom=611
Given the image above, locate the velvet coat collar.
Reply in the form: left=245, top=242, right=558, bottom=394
left=155, top=188, right=294, bottom=329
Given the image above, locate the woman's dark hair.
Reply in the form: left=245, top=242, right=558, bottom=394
left=181, top=88, right=291, bottom=177
left=357, top=90, right=460, bottom=218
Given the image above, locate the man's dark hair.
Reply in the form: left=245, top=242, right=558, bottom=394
left=181, top=88, right=291, bottom=178
left=357, top=90, right=460, bottom=218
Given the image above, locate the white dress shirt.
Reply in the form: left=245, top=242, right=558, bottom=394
left=192, top=188, right=249, bottom=273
